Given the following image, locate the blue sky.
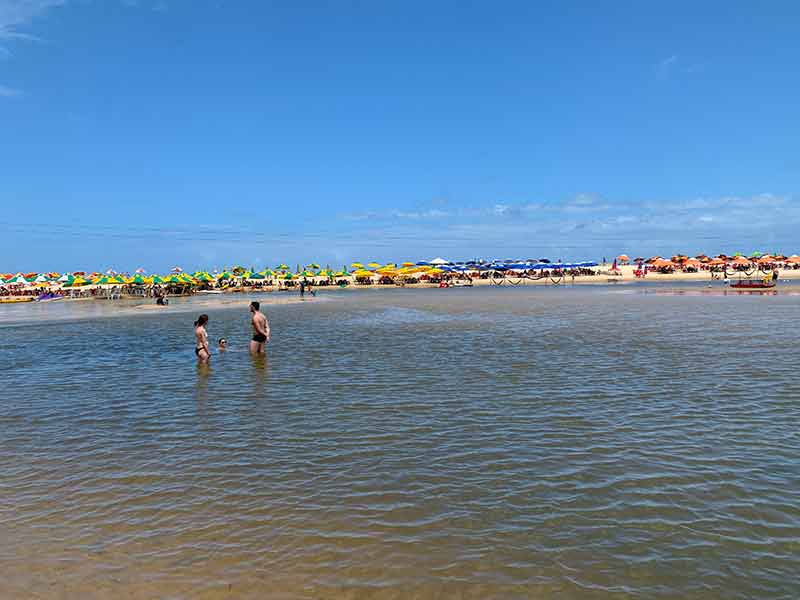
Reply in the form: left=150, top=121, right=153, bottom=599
left=1, top=0, right=798, bottom=272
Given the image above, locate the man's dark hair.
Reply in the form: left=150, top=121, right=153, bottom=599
left=250, top=301, right=260, bottom=310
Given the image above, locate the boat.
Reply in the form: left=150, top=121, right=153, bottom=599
left=0, top=297, right=34, bottom=304
left=36, top=293, right=64, bottom=302
left=729, top=279, right=776, bottom=290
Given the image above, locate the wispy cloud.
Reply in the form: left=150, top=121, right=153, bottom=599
left=334, top=193, right=799, bottom=259
left=655, top=54, right=677, bottom=79
left=0, top=0, right=64, bottom=48
left=0, top=84, right=21, bottom=96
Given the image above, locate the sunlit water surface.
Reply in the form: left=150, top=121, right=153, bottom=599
left=1, top=286, right=799, bottom=599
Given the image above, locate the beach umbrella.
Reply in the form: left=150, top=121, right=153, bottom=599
left=6, top=274, right=30, bottom=285
left=351, top=262, right=364, bottom=268
left=306, top=263, right=320, bottom=269
left=130, top=274, right=147, bottom=284
left=171, top=266, right=183, bottom=273
left=150, top=275, right=166, bottom=284
left=218, top=271, right=233, bottom=280
left=283, top=272, right=295, bottom=280
left=276, top=264, right=290, bottom=271
left=33, top=274, right=50, bottom=283
left=248, top=272, right=266, bottom=279
left=367, top=262, right=381, bottom=268
left=401, top=262, right=414, bottom=267
left=299, top=270, right=315, bottom=277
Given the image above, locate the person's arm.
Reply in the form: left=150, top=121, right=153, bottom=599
left=264, top=317, right=271, bottom=341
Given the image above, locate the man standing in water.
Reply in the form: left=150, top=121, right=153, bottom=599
left=249, top=301, right=270, bottom=354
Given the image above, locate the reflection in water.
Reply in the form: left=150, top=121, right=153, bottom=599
left=1, top=286, right=800, bottom=599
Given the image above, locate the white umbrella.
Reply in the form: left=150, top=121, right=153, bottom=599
left=429, top=257, right=450, bottom=265
left=58, top=273, right=71, bottom=282
left=34, top=274, right=50, bottom=283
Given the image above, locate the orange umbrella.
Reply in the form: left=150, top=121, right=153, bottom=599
left=708, top=258, right=726, bottom=266
left=731, top=256, right=751, bottom=265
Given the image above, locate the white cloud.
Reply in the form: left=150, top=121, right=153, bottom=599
left=0, top=83, right=21, bottom=96
left=655, top=54, right=678, bottom=78
left=0, top=0, right=65, bottom=45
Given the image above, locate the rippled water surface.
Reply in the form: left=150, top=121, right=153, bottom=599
left=1, top=286, right=799, bottom=599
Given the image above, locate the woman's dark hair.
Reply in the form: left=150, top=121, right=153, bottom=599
left=194, top=314, right=209, bottom=327
left=218, top=338, right=226, bottom=344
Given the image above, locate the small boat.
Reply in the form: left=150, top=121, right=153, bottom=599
left=0, top=297, right=34, bottom=304
left=729, top=279, right=776, bottom=290
left=36, top=293, right=64, bottom=302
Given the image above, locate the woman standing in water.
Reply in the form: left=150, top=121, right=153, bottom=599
left=194, top=314, right=210, bottom=362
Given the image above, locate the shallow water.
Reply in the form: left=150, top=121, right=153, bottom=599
left=1, top=286, right=799, bottom=599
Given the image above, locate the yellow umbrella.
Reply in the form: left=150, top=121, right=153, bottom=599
left=401, top=262, right=414, bottom=267
left=354, top=269, right=374, bottom=277
left=367, top=262, right=381, bottom=268
left=351, top=262, right=364, bottom=268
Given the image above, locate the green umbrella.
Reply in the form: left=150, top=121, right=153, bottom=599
left=306, top=263, right=320, bottom=269
left=218, top=271, right=233, bottom=280
left=249, top=272, right=266, bottom=280
left=283, top=273, right=295, bottom=280
left=150, top=275, right=166, bottom=284
left=276, top=264, right=290, bottom=271
left=299, top=270, right=315, bottom=277
left=131, top=274, right=147, bottom=285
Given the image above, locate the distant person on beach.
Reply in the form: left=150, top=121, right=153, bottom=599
left=194, top=314, right=210, bottom=362
left=249, top=301, right=270, bottom=354
left=773, top=270, right=779, bottom=281
left=218, top=338, right=227, bottom=352
left=299, top=280, right=305, bottom=298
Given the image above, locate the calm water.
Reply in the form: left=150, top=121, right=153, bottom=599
left=1, top=286, right=799, bottom=599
